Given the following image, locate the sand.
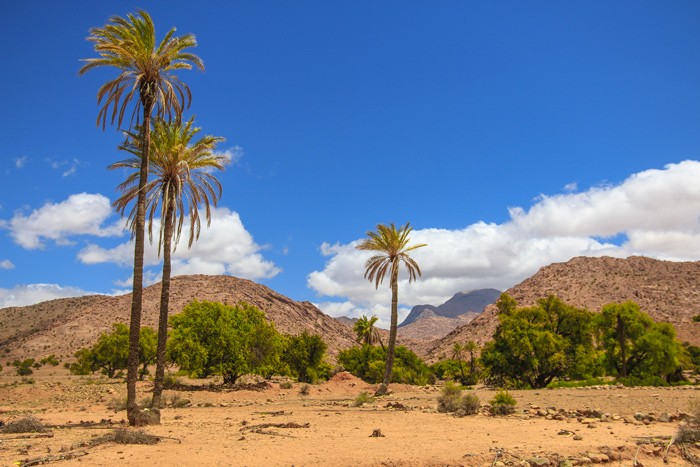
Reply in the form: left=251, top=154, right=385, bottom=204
left=1, top=367, right=698, bottom=466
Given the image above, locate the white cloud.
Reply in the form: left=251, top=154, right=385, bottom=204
left=308, top=160, right=700, bottom=325
left=15, top=156, right=28, bottom=168
left=215, top=145, right=244, bottom=166
left=0, top=283, right=95, bottom=308
left=5, top=193, right=124, bottom=249
left=0, top=259, right=15, bottom=270
left=78, top=207, right=281, bottom=282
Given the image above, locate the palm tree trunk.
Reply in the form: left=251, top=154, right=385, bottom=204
left=126, top=103, right=153, bottom=426
left=376, top=264, right=399, bottom=396
left=151, top=198, right=175, bottom=412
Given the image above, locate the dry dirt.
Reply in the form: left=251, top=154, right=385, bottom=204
left=1, top=367, right=699, bottom=466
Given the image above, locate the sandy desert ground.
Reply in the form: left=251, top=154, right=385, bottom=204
left=1, top=367, right=699, bottom=466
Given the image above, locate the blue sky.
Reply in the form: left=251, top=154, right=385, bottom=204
left=2, top=1, right=700, bottom=327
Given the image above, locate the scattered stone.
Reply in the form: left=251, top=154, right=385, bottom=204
left=573, top=435, right=583, bottom=441
left=528, top=457, right=550, bottom=466
left=587, top=452, right=609, bottom=463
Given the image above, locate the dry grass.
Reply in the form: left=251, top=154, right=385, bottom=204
left=1, top=416, right=47, bottom=433
left=104, top=428, right=160, bottom=445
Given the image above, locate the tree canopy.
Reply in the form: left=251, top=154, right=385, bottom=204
left=167, top=301, right=282, bottom=384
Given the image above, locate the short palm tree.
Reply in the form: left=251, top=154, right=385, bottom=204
left=356, top=223, right=426, bottom=395
left=353, top=315, right=384, bottom=349
left=111, top=117, right=226, bottom=411
left=80, top=10, right=203, bottom=425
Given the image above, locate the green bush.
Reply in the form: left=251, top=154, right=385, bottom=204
left=437, top=381, right=462, bottom=413
left=338, top=345, right=433, bottom=385
left=353, top=391, right=375, bottom=407
left=282, top=332, right=329, bottom=383
left=13, top=358, right=35, bottom=376
left=437, top=382, right=480, bottom=416
left=457, top=393, right=480, bottom=416
left=40, top=355, right=60, bottom=366
left=489, top=390, right=517, bottom=415
left=618, top=375, right=669, bottom=387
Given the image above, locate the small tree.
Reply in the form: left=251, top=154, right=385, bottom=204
left=596, top=302, right=683, bottom=381
left=282, top=331, right=328, bottom=383
left=68, top=324, right=156, bottom=378
left=167, top=301, right=282, bottom=385
left=480, top=294, right=599, bottom=388
left=353, top=315, right=384, bottom=349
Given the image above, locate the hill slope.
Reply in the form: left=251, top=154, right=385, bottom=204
left=0, top=275, right=356, bottom=360
left=428, top=256, right=700, bottom=360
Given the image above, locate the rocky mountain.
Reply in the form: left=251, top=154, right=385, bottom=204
left=400, top=289, right=500, bottom=327
left=396, top=311, right=480, bottom=342
left=0, top=275, right=356, bottom=361
left=428, top=256, right=700, bottom=360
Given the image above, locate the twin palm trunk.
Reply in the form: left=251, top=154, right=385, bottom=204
left=151, top=197, right=175, bottom=410
left=126, top=105, right=153, bottom=425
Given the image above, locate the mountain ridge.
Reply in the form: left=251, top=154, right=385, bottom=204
left=0, top=275, right=356, bottom=361
left=427, top=255, right=700, bottom=360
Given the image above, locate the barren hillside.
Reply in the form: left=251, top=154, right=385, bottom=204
left=0, top=275, right=356, bottom=360
left=428, top=256, right=700, bottom=360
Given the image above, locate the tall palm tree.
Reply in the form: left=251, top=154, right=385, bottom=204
left=356, top=223, right=426, bottom=395
left=80, top=10, right=204, bottom=426
left=111, top=117, right=226, bottom=412
left=353, top=315, right=384, bottom=350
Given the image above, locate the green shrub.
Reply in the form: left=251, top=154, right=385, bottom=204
left=490, top=390, right=517, bottom=415
left=456, top=392, right=480, bottom=416
left=40, top=354, right=60, bottom=366
left=279, top=381, right=293, bottom=390
left=353, top=391, right=375, bottom=407
left=339, top=345, right=433, bottom=385
left=13, top=358, right=36, bottom=376
left=618, top=375, right=669, bottom=387
left=282, top=332, right=330, bottom=383
left=437, top=381, right=462, bottom=413
left=299, top=384, right=310, bottom=396
left=437, top=382, right=480, bottom=416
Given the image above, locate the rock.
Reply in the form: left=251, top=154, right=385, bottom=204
left=587, top=452, right=609, bottom=463
left=573, top=435, right=583, bottom=440
left=658, top=412, right=670, bottom=422
left=529, top=457, right=551, bottom=466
